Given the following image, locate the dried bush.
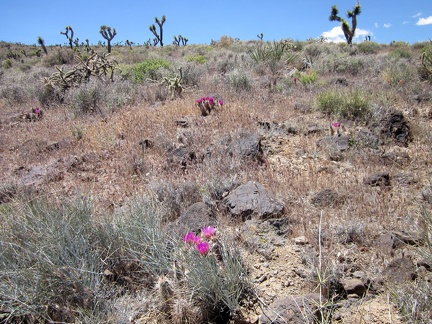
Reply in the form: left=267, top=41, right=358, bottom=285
left=42, top=48, right=75, bottom=67
left=0, top=84, right=29, bottom=104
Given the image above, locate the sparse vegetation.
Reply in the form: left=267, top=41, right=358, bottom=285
left=0, top=38, right=431, bottom=323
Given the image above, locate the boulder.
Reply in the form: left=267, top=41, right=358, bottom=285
left=223, top=181, right=284, bottom=221
left=341, top=278, right=366, bottom=296
left=227, top=132, right=263, bottom=159
left=310, top=189, right=343, bottom=207
left=175, top=202, right=216, bottom=235
left=364, top=172, right=390, bottom=187
left=259, top=293, right=323, bottom=324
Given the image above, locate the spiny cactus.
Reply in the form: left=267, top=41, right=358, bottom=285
left=329, top=1, right=361, bottom=45
left=421, top=41, right=432, bottom=81
left=100, top=25, right=117, bottom=53
left=37, top=36, right=48, bottom=55
left=149, top=15, right=166, bottom=47
left=161, top=67, right=184, bottom=99
left=60, top=26, right=74, bottom=49
left=44, top=52, right=119, bottom=98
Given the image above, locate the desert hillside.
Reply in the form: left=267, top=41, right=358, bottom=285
left=0, top=38, right=432, bottom=323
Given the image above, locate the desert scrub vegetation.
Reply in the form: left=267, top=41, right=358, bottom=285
left=316, top=88, right=370, bottom=121
left=0, top=195, right=250, bottom=323
left=1, top=37, right=432, bottom=323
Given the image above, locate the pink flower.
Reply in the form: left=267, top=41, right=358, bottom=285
left=331, top=122, right=340, bottom=128
left=218, top=100, right=224, bottom=106
left=196, top=241, right=210, bottom=256
left=202, top=226, right=216, bottom=239
left=34, top=108, right=40, bottom=114
left=196, top=99, right=203, bottom=104
left=183, top=232, right=197, bottom=244
left=192, top=235, right=202, bottom=245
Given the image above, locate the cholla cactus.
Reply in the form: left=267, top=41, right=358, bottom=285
left=421, top=41, right=432, bottom=81
left=329, top=1, right=361, bottom=45
left=161, top=67, right=184, bottom=98
left=196, top=96, right=224, bottom=116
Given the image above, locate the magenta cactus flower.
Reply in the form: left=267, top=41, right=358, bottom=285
left=183, top=232, right=196, bottom=244
left=196, top=241, right=210, bottom=256
left=34, top=108, right=40, bottom=114
left=196, top=99, right=203, bottom=104
left=331, top=122, right=340, bottom=128
left=202, top=226, right=216, bottom=239
left=218, top=100, right=224, bottom=106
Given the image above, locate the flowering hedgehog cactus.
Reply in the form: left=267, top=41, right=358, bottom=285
left=196, top=96, right=223, bottom=116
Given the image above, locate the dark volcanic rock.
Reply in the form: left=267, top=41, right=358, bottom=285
left=259, top=293, right=323, bottom=324
left=310, top=189, right=343, bottom=207
left=364, top=172, right=391, bottom=187
left=175, top=202, right=216, bottom=235
left=227, top=132, right=263, bottom=159
left=223, top=181, right=284, bottom=220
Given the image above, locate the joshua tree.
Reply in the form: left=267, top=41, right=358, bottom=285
left=149, top=15, right=166, bottom=46
left=100, top=25, right=117, bottom=53
left=37, top=36, right=48, bottom=55
left=173, top=35, right=188, bottom=46
left=125, top=39, right=134, bottom=50
left=329, top=1, right=361, bottom=45
left=60, top=26, right=74, bottom=49
left=257, top=33, right=264, bottom=41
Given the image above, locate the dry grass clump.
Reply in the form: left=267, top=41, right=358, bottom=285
left=0, top=194, right=250, bottom=323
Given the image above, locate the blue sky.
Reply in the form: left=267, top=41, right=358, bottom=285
left=1, top=1, right=431, bottom=46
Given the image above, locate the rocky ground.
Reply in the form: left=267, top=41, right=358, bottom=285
left=1, top=42, right=432, bottom=322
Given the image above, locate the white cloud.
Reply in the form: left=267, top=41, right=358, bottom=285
left=413, top=12, right=422, bottom=18
left=374, top=22, right=379, bottom=28
left=417, top=16, right=432, bottom=25
left=383, top=23, right=392, bottom=28
left=402, top=21, right=409, bottom=25
left=321, top=27, right=371, bottom=43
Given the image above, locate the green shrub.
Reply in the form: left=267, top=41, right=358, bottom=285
left=316, top=89, right=370, bottom=120
left=357, top=41, right=381, bottom=54
left=228, top=70, right=251, bottom=91
left=333, top=56, right=365, bottom=75
left=297, top=70, right=318, bottom=86
left=2, top=59, right=12, bottom=69
left=185, top=54, right=207, bottom=64
left=131, top=58, right=170, bottom=83
left=388, top=48, right=412, bottom=60
left=380, top=61, right=417, bottom=85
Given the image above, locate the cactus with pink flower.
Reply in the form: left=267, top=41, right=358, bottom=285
left=196, top=96, right=224, bottom=116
